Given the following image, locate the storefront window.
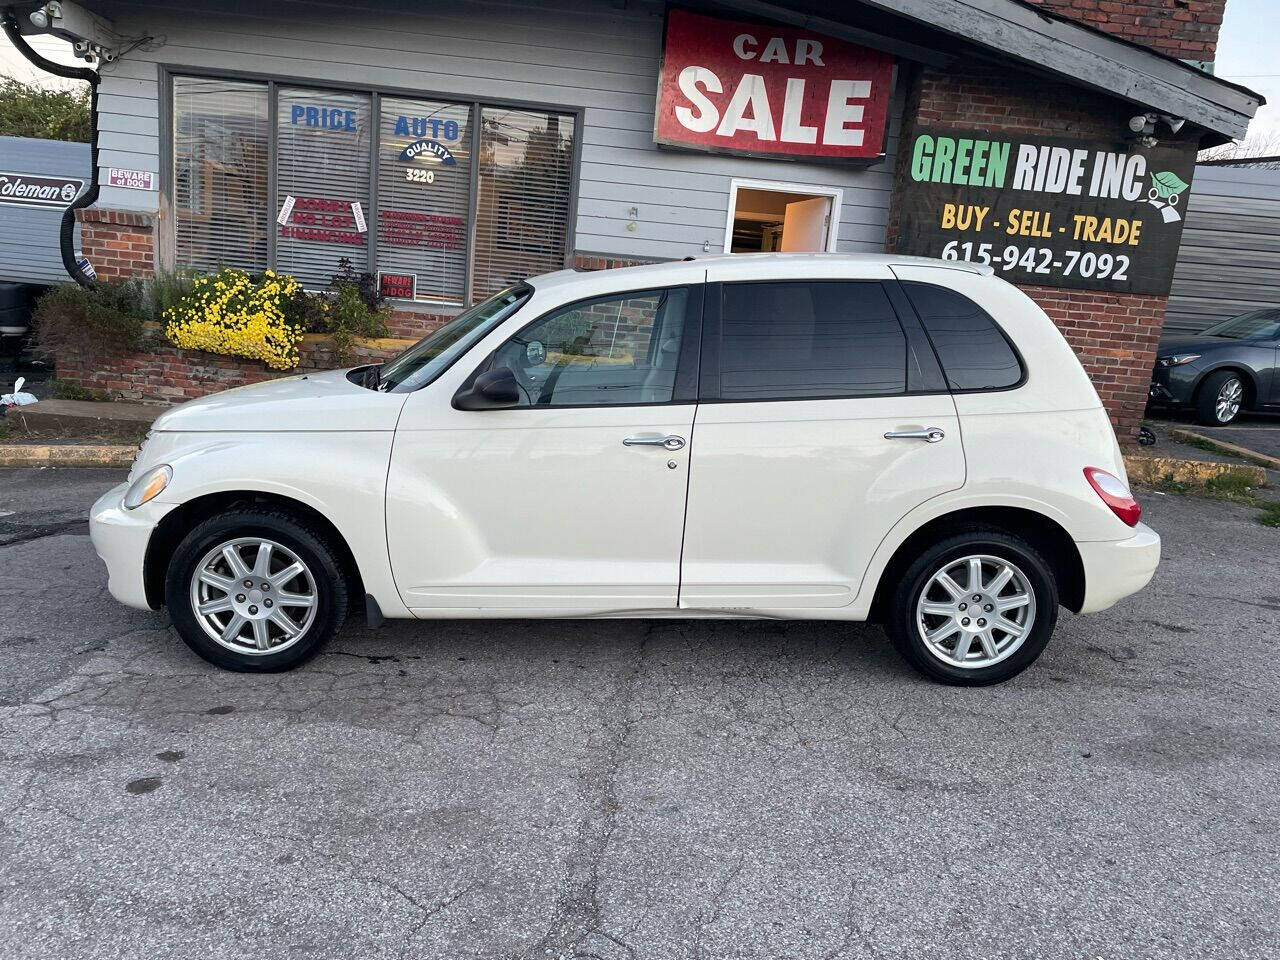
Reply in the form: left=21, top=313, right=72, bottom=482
left=473, top=108, right=576, bottom=300
left=173, top=77, right=269, bottom=273
left=171, top=76, right=577, bottom=305
left=276, top=87, right=373, bottom=290
left=377, top=97, right=471, bottom=305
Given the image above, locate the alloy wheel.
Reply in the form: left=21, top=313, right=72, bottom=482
left=1216, top=377, right=1243, bottom=423
left=915, top=554, right=1037, bottom=669
left=188, top=537, right=318, bottom=655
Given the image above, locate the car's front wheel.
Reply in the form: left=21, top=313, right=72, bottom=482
left=1195, top=370, right=1245, bottom=425
left=887, top=531, right=1058, bottom=685
left=165, top=509, right=348, bottom=671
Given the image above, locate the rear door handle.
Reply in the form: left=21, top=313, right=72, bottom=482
left=884, top=427, right=946, bottom=443
left=623, top=434, right=685, bottom=450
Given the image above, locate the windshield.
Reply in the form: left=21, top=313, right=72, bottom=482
left=378, top=285, right=532, bottom=392
left=1200, top=309, right=1280, bottom=341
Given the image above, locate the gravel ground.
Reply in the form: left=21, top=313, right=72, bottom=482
left=1, top=467, right=1277, bottom=960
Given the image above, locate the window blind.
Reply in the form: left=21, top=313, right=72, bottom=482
left=173, top=77, right=269, bottom=273
left=275, top=87, right=373, bottom=290
left=376, top=97, right=472, bottom=306
left=472, top=108, right=576, bottom=300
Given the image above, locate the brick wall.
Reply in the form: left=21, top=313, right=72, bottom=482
left=573, top=253, right=658, bottom=271
left=386, top=307, right=449, bottom=340
left=75, top=208, right=155, bottom=281
left=889, top=61, right=1196, bottom=442
left=1019, top=0, right=1226, bottom=60
left=56, top=334, right=408, bottom=405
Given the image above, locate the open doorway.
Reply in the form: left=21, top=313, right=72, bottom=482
left=724, top=180, right=842, bottom=254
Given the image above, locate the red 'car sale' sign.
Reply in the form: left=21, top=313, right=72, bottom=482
left=654, top=9, right=894, bottom=162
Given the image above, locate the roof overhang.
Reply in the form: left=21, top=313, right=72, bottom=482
left=717, top=0, right=1263, bottom=142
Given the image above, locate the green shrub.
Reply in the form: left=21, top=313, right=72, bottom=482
left=50, top=378, right=113, bottom=402
left=33, top=281, right=150, bottom=358
left=279, top=259, right=390, bottom=364
left=0, top=75, right=90, bottom=142
left=144, top=268, right=198, bottom=319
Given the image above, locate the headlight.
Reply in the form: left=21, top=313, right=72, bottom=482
left=1157, top=353, right=1200, bottom=367
left=123, top=464, right=172, bottom=510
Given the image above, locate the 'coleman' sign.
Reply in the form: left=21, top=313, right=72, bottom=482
left=897, top=128, right=1197, bottom=296
left=654, top=9, right=893, bottom=162
left=0, top=171, right=84, bottom=208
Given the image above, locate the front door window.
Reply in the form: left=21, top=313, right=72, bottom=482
left=490, top=288, right=690, bottom=406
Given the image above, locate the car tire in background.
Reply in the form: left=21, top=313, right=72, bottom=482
left=165, top=509, right=348, bottom=671
left=887, top=530, right=1059, bottom=686
left=1195, top=369, right=1245, bottom=426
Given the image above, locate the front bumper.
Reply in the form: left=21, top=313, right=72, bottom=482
left=89, top=482, right=174, bottom=610
left=1076, top=522, right=1161, bottom=614
left=1148, top=363, right=1201, bottom=406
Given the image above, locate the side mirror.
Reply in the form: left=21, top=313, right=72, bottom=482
left=453, top=367, right=521, bottom=410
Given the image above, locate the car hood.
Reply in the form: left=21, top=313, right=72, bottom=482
left=1157, top=335, right=1242, bottom=356
left=152, top=368, right=409, bottom=433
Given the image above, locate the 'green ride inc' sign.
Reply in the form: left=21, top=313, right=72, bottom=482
left=897, top=128, right=1196, bottom=296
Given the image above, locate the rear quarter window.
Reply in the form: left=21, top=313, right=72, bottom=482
left=903, top=282, right=1024, bottom=391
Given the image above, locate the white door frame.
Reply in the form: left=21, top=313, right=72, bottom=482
left=723, top=178, right=844, bottom=254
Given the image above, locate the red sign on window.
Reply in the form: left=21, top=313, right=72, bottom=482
left=378, top=271, right=417, bottom=300
left=654, top=9, right=893, bottom=162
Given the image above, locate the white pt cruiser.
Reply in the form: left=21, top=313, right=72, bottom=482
left=91, top=254, right=1160, bottom=685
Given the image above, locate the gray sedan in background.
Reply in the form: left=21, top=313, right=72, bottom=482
left=1148, top=309, right=1280, bottom=424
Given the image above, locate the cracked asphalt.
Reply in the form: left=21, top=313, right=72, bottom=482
left=1, top=467, right=1278, bottom=959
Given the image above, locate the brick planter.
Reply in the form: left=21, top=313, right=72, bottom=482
left=54, top=332, right=417, bottom=405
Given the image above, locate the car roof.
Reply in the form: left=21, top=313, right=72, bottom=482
left=528, top=252, right=994, bottom=295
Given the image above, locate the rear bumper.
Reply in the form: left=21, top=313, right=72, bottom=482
left=1076, top=523, right=1161, bottom=614
left=89, top=482, right=173, bottom=610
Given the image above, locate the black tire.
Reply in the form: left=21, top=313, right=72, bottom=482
left=886, top=530, right=1059, bottom=686
left=1194, top=370, right=1245, bottom=426
left=164, top=508, right=348, bottom=672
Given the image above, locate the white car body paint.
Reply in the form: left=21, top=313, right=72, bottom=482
left=91, top=253, right=1159, bottom=632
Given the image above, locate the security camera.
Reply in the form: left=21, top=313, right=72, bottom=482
left=24, top=0, right=119, bottom=59
left=1128, top=113, right=1156, bottom=135
left=1158, top=114, right=1186, bottom=134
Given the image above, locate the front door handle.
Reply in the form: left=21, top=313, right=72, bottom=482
left=884, top=427, right=946, bottom=443
left=623, top=434, right=686, bottom=451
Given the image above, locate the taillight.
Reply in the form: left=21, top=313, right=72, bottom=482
left=1084, top=467, right=1141, bottom=527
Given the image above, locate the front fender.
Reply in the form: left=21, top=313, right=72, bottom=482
left=142, top=430, right=410, bottom=619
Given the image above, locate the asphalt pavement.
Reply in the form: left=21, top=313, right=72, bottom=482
left=1, top=467, right=1278, bottom=959
left=1149, top=411, right=1280, bottom=461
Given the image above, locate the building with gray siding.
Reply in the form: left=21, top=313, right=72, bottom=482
left=4, top=0, right=1262, bottom=438
left=1165, top=163, right=1280, bottom=337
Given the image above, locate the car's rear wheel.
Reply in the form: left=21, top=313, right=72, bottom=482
left=165, top=509, right=347, bottom=671
left=887, top=531, right=1058, bottom=685
left=1195, top=370, right=1245, bottom=425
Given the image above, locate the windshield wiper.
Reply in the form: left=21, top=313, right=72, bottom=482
left=362, top=363, right=383, bottom=390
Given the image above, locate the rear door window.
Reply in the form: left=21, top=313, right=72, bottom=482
left=902, top=282, right=1024, bottom=391
left=714, top=281, right=907, bottom=400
